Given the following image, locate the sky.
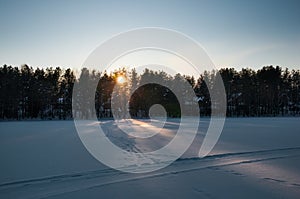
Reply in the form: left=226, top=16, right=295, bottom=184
left=0, top=0, right=299, bottom=73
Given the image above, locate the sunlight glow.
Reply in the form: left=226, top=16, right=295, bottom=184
left=116, top=75, right=126, bottom=84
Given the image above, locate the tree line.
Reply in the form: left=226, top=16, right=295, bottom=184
left=0, top=64, right=299, bottom=120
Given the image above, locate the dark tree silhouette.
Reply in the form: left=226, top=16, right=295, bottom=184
left=0, top=64, right=299, bottom=120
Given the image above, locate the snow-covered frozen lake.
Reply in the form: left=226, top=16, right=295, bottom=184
left=0, top=117, right=300, bottom=198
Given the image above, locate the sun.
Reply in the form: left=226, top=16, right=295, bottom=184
left=116, top=75, right=126, bottom=84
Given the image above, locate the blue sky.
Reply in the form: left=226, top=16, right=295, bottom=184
left=0, top=0, right=299, bottom=71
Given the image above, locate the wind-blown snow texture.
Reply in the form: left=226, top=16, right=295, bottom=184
left=0, top=118, right=300, bottom=198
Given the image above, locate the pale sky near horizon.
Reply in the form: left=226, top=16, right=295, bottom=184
left=0, top=0, right=299, bottom=73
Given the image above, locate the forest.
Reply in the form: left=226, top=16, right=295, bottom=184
left=0, top=64, right=299, bottom=120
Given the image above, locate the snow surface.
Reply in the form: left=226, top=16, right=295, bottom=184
left=0, top=117, right=300, bottom=198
